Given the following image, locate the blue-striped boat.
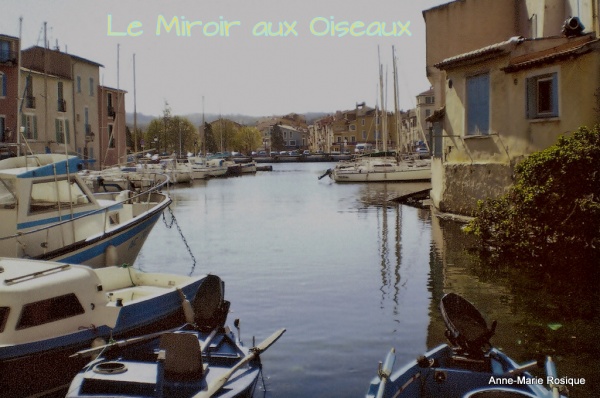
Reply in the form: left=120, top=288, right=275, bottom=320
left=367, top=293, right=568, bottom=398
left=0, top=154, right=170, bottom=268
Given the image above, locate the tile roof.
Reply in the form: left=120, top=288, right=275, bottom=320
left=434, top=36, right=524, bottom=70
left=502, top=35, right=599, bottom=72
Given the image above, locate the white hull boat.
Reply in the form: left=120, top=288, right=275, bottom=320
left=327, top=153, right=431, bottom=182
left=0, top=154, right=171, bottom=267
left=0, top=258, right=230, bottom=397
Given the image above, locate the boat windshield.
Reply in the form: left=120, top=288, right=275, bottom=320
left=0, top=179, right=17, bottom=206
left=29, top=178, right=91, bottom=213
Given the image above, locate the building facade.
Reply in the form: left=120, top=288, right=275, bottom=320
left=0, top=34, right=19, bottom=154
left=423, top=0, right=600, bottom=216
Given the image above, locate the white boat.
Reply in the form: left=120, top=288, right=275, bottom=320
left=0, top=257, right=230, bottom=397
left=0, top=154, right=171, bottom=267
left=136, top=156, right=192, bottom=184
left=187, top=155, right=229, bottom=179
left=80, top=167, right=168, bottom=193
left=328, top=152, right=431, bottom=182
left=239, top=160, right=257, bottom=174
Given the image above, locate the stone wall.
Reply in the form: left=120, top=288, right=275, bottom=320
left=436, top=162, right=515, bottom=216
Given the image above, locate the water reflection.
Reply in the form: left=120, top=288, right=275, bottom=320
left=134, top=164, right=596, bottom=398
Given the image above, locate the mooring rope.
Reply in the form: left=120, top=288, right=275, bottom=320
left=162, top=206, right=197, bottom=273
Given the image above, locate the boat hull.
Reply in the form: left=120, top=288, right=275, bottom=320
left=366, top=345, right=559, bottom=398
left=0, top=269, right=227, bottom=398
left=34, top=200, right=169, bottom=267
left=332, top=167, right=431, bottom=182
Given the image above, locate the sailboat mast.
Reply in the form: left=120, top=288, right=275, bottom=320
left=378, top=46, right=387, bottom=153
left=392, top=46, right=400, bottom=153
left=133, top=53, right=137, bottom=153
left=202, top=96, right=206, bottom=156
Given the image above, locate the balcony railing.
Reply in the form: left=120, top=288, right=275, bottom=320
left=57, top=99, right=66, bottom=112
left=25, top=96, right=36, bottom=109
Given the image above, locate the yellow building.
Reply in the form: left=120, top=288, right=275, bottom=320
left=424, top=0, right=600, bottom=216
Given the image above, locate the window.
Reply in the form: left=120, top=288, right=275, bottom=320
left=362, top=131, right=366, bottom=139
left=17, top=293, right=85, bottom=330
left=425, top=109, right=431, bottom=117
left=76, top=76, right=81, bottom=93
left=425, top=96, right=434, bottom=104
left=57, top=82, right=66, bottom=112
left=361, top=118, right=365, bottom=126
left=0, top=40, right=10, bottom=62
left=466, top=73, right=490, bottom=135
left=349, top=125, right=356, bottom=131
left=55, top=118, right=70, bottom=144
left=0, top=116, right=5, bottom=142
left=29, top=178, right=90, bottom=213
left=21, top=113, right=38, bottom=139
left=526, top=72, right=558, bottom=119
left=89, top=77, right=94, bottom=96
left=0, top=72, right=5, bottom=97
left=108, top=124, right=115, bottom=148
left=25, top=76, right=35, bottom=108
left=289, top=140, right=296, bottom=146
left=351, top=136, right=356, bottom=143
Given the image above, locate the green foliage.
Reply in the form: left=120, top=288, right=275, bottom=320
left=144, top=102, right=198, bottom=155
left=271, top=124, right=285, bottom=151
left=465, top=125, right=600, bottom=270
left=232, top=126, right=262, bottom=154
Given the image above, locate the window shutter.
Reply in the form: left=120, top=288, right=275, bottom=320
left=526, top=77, right=536, bottom=119
left=66, top=120, right=70, bottom=144
left=55, top=119, right=60, bottom=143
left=33, top=116, right=38, bottom=139
left=551, top=73, right=559, bottom=116
left=1, top=74, right=6, bottom=97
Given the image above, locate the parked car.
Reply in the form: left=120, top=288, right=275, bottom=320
left=302, top=150, right=310, bottom=155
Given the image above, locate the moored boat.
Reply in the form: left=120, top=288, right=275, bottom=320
left=366, top=293, right=568, bottom=398
left=329, top=152, right=431, bottom=182
left=0, top=258, right=230, bottom=397
left=66, top=325, right=286, bottom=398
left=0, top=154, right=171, bottom=267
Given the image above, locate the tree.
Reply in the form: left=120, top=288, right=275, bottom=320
left=271, top=124, right=285, bottom=151
left=233, top=126, right=262, bottom=154
left=143, top=102, right=198, bottom=156
left=204, top=122, right=218, bottom=154
left=465, top=125, right=600, bottom=271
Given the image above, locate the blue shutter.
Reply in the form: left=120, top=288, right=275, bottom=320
left=55, top=119, right=60, bottom=143
left=551, top=73, right=559, bottom=116
left=466, top=73, right=490, bottom=135
left=1, top=73, right=6, bottom=97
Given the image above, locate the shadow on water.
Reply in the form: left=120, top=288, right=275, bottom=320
left=428, top=216, right=599, bottom=398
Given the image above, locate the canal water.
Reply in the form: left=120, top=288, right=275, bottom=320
left=136, top=162, right=598, bottom=398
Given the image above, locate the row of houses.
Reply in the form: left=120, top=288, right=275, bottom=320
left=0, top=35, right=127, bottom=168
left=307, top=94, right=436, bottom=154
left=422, top=0, right=600, bottom=216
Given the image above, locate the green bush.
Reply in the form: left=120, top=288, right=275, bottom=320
left=465, top=125, right=600, bottom=270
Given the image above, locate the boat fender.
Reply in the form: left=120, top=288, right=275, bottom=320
left=434, top=370, right=447, bottom=383
left=105, top=245, right=119, bottom=266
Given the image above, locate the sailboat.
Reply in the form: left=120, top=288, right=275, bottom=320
left=328, top=47, right=431, bottom=183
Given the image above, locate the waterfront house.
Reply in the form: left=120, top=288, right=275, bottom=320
left=0, top=34, right=19, bottom=153
left=423, top=0, right=600, bottom=216
left=98, top=86, right=127, bottom=167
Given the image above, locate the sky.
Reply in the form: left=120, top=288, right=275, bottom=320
left=3, top=0, right=449, bottom=118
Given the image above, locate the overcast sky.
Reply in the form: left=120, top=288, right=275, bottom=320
left=3, top=0, right=448, bottom=118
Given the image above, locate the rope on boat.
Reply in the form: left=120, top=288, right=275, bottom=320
left=162, top=206, right=197, bottom=273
